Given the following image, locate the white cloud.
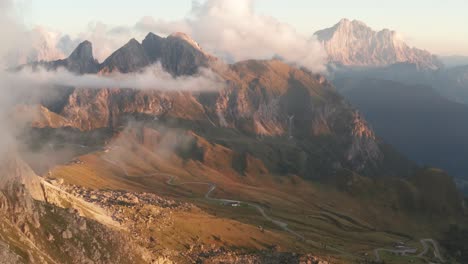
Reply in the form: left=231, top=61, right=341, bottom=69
left=8, top=63, right=223, bottom=92
left=5, top=0, right=326, bottom=72
left=135, top=0, right=327, bottom=72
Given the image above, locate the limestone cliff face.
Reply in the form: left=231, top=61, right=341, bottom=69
left=59, top=88, right=205, bottom=130
left=315, top=19, right=442, bottom=69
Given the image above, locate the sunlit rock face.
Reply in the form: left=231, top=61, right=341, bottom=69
left=25, top=31, right=408, bottom=177
left=315, top=19, right=443, bottom=70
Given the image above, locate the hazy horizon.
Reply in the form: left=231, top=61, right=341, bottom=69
left=21, top=0, right=468, bottom=56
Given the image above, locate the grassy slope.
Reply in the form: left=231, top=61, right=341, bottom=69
left=43, top=128, right=468, bottom=263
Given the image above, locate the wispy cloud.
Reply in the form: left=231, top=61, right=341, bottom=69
left=10, top=63, right=224, bottom=92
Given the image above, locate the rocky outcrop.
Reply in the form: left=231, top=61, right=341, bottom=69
left=100, top=38, right=151, bottom=74
left=0, top=154, right=151, bottom=263
left=100, top=32, right=215, bottom=75
left=62, top=40, right=99, bottom=74
left=159, top=32, right=215, bottom=76
left=0, top=151, right=45, bottom=202
left=315, top=19, right=443, bottom=69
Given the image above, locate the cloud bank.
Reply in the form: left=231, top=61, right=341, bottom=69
left=0, top=0, right=224, bottom=158
left=6, top=0, right=327, bottom=72
left=136, top=0, right=326, bottom=72
left=9, top=64, right=223, bottom=92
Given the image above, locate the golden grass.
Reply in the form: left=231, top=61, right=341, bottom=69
left=46, top=130, right=466, bottom=263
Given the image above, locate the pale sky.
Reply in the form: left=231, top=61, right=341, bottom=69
left=19, top=0, right=468, bottom=56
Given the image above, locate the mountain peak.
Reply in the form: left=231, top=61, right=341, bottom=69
left=168, top=32, right=203, bottom=51
left=316, top=19, right=372, bottom=42
left=314, top=19, right=442, bottom=69
left=100, top=38, right=149, bottom=73
left=126, top=38, right=141, bottom=47
left=145, top=32, right=163, bottom=40
left=60, top=40, right=99, bottom=74
left=337, top=18, right=368, bottom=28
left=142, top=32, right=165, bottom=63
left=68, top=40, right=94, bottom=62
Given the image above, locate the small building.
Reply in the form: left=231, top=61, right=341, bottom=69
left=222, top=201, right=241, bottom=207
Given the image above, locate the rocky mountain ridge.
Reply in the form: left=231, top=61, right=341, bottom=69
left=21, top=32, right=420, bottom=178
left=26, top=32, right=216, bottom=77
left=32, top=57, right=394, bottom=178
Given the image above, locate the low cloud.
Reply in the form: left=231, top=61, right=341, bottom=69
left=9, top=63, right=223, bottom=92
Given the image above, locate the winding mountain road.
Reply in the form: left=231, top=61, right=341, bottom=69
left=103, top=157, right=306, bottom=241
left=62, top=150, right=444, bottom=262
left=166, top=175, right=306, bottom=240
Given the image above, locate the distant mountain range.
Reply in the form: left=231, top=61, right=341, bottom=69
left=27, top=32, right=217, bottom=76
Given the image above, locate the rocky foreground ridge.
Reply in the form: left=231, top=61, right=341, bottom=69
left=0, top=150, right=330, bottom=263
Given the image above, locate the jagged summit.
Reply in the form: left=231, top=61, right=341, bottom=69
left=315, top=19, right=443, bottom=69
left=64, top=40, right=99, bottom=74
left=142, top=32, right=165, bottom=62
left=143, top=32, right=164, bottom=44
left=100, top=38, right=150, bottom=73
left=336, top=18, right=369, bottom=29
left=145, top=32, right=160, bottom=38
left=22, top=39, right=100, bottom=74
left=68, top=40, right=94, bottom=62
left=127, top=38, right=141, bottom=46
left=24, top=31, right=217, bottom=76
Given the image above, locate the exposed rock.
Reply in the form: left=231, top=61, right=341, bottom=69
left=62, top=229, right=73, bottom=239
left=100, top=38, right=150, bottom=74
left=64, top=40, right=100, bottom=74
left=24, top=32, right=414, bottom=177
left=315, top=19, right=443, bottom=69
left=26, top=40, right=100, bottom=74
